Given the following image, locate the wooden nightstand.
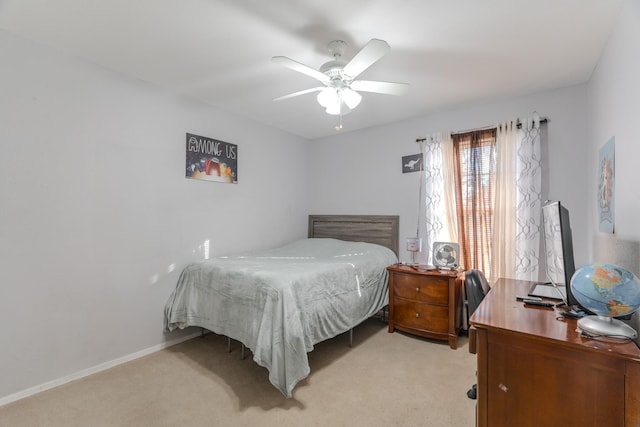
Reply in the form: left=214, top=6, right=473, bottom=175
left=387, top=264, right=463, bottom=349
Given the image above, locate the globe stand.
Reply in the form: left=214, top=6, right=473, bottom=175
left=577, top=315, right=638, bottom=339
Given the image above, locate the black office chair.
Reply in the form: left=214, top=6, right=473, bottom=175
left=464, top=269, right=490, bottom=400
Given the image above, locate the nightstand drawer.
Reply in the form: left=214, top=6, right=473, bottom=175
left=393, top=298, right=449, bottom=333
left=393, top=272, right=449, bottom=304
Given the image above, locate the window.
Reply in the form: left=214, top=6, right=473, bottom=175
left=452, top=129, right=497, bottom=276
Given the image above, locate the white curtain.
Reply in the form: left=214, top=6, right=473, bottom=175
left=441, top=133, right=458, bottom=245
left=491, top=121, right=518, bottom=279
left=514, top=116, right=543, bottom=281
left=491, top=116, right=543, bottom=280
left=423, top=117, right=542, bottom=278
left=421, top=132, right=451, bottom=265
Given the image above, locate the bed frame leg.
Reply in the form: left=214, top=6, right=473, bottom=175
left=226, top=337, right=247, bottom=359
left=349, top=328, right=353, bottom=347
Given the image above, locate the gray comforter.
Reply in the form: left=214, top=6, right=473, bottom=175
left=164, top=238, right=397, bottom=397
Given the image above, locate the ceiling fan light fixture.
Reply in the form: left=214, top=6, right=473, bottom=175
left=326, top=102, right=351, bottom=116
left=342, top=88, right=361, bottom=109
left=317, top=87, right=337, bottom=108
left=325, top=98, right=342, bottom=115
left=317, top=87, right=360, bottom=115
left=325, top=106, right=340, bottom=115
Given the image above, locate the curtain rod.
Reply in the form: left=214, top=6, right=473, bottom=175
left=517, top=117, right=548, bottom=128
left=415, top=117, right=548, bottom=143
left=447, top=117, right=548, bottom=137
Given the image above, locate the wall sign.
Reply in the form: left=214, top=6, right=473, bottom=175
left=185, top=133, right=238, bottom=184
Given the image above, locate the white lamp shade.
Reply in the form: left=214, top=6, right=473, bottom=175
left=325, top=103, right=352, bottom=116
left=325, top=102, right=340, bottom=115
left=317, top=88, right=337, bottom=108
left=342, top=88, right=361, bottom=109
left=318, top=87, right=360, bottom=115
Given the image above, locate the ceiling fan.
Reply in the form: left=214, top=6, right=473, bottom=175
left=271, top=39, right=409, bottom=128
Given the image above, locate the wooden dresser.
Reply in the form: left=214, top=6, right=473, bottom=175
left=470, top=278, right=640, bottom=427
left=387, top=264, right=463, bottom=349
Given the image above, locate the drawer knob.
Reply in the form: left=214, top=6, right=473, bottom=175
left=415, top=312, right=420, bottom=318
left=416, top=287, right=420, bottom=292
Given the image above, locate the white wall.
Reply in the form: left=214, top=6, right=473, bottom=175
left=0, top=31, right=311, bottom=401
left=587, top=0, right=640, bottom=275
left=309, top=86, right=590, bottom=267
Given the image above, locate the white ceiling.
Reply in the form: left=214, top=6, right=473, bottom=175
left=0, top=0, right=623, bottom=140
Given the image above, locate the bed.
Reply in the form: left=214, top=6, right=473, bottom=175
left=164, top=214, right=399, bottom=397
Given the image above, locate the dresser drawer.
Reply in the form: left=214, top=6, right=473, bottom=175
left=393, top=272, right=449, bottom=304
left=393, top=298, right=449, bottom=333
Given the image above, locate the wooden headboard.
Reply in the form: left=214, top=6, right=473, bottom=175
left=308, top=215, right=400, bottom=256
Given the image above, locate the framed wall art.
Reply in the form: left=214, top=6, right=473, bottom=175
left=402, top=153, right=423, bottom=173
left=597, top=136, right=614, bottom=233
left=185, top=133, right=237, bottom=184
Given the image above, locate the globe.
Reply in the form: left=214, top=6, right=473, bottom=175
left=570, top=263, right=640, bottom=339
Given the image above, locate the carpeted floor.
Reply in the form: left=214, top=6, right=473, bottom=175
left=0, top=318, right=477, bottom=426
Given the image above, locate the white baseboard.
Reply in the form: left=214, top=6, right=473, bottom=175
left=0, top=331, right=202, bottom=408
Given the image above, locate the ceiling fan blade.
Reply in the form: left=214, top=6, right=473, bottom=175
left=271, top=56, right=330, bottom=84
left=273, top=87, right=324, bottom=101
left=350, top=80, right=409, bottom=96
left=342, top=39, right=390, bottom=79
